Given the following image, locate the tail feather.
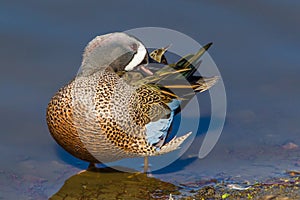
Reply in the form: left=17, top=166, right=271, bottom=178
left=154, top=132, right=192, bottom=155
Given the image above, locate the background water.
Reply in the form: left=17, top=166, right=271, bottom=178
left=0, top=0, right=300, bottom=199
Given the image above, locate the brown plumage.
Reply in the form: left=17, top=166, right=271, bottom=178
left=46, top=32, right=217, bottom=166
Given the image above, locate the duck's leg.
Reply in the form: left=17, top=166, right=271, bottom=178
left=77, top=162, right=97, bottom=174
left=143, top=156, right=149, bottom=173
left=87, top=162, right=97, bottom=171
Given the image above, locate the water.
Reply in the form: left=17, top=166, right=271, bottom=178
left=0, top=0, right=300, bottom=199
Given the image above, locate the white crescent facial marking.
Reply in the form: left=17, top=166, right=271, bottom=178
left=124, top=42, right=147, bottom=71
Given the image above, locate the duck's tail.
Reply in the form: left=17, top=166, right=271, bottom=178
left=152, top=132, right=192, bottom=155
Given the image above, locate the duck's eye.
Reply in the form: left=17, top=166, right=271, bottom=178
left=129, top=43, right=138, bottom=52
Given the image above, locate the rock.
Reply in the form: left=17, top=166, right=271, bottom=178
left=282, top=142, right=298, bottom=150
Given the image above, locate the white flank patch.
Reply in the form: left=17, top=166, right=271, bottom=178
left=124, top=42, right=147, bottom=71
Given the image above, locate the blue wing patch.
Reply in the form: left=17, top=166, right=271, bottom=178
left=145, top=99, right=181, bottom=148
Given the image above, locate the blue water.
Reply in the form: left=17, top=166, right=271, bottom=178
left=0, top=1, right=300, bottom=199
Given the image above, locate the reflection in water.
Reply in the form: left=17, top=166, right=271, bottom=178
left=50, top=167, right=179, bottom=200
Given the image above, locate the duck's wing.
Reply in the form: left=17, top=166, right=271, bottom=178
left=117, top=43, right=218, bottom=155
left=134, top=43, right=218, bottom=108
left=128, top=83, right=190, bottom=155
left=133, top=43, right=214, bottom=85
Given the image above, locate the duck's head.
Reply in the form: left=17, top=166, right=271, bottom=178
left=78, top=32, right=152, bottom=76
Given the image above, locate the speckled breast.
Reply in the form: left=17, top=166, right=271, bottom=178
left=46, top=70, right=155, bottom=163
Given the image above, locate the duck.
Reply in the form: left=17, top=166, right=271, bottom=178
left=46, top=32, right=218, bottom=171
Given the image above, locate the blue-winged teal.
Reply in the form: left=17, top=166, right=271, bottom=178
left=46, top=32, right=218, bottom=170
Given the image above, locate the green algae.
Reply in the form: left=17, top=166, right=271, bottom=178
left=181, top=173, right=300, bottom=200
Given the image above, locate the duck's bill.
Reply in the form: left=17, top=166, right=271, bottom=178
left=139, top=65, right=154, bottom=76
